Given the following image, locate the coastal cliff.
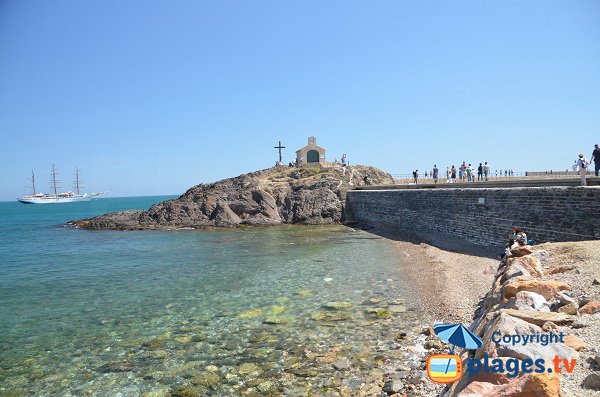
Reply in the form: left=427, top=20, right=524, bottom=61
left=72, top=165, right=393, bottom=230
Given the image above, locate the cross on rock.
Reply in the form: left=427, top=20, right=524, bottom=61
left=274, top=140, right=286, bottom=163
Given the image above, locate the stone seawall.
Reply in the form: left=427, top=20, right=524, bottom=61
left=346, top=187, right=600, bottom=248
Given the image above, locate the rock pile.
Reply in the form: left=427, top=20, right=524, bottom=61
left=448, top=245, right=600, bottom=396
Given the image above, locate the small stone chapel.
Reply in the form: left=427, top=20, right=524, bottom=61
left=296, top=136, right=326, bottom=165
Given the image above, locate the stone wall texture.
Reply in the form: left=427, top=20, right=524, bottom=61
left=346, top=186, right=600, bottom=247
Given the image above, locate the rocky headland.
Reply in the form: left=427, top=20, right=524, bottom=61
left=71, top=165, right=393, bottom=230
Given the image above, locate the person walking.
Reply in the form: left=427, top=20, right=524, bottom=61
left=460, top=162, right=467, bottom=182
left=467, top=164, right=475, bottom=182
left=451, top=165, right=457, bottom=183
left=433, top=165, right=439, bottom=183
left=477, top=163, right=483, bottom=181
left=446, top=166, right=451, bottom=183
left=592, top=144, right=600, bottom=177
left=483, top=162, right=490, bottom=181
left=413, top=170, right=419, bottom=184
left=577, top=154, right=589, bottom=186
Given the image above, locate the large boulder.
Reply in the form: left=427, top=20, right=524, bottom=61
left=500, top=309, right=576, bottom=327
left=503, top=280, right=571, bottom=301
left=504, top=291, right=550, bottom=312
left=457, top=372, right=560, bottom=397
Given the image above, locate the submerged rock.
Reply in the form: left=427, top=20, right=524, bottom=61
left=323, top=301, right=353, bottom=310
left=311, top=311, right=351, bottom=321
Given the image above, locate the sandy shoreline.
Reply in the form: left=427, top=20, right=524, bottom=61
left=390, top=239, right=498, bottom=325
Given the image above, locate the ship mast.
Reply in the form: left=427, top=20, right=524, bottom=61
left=73, top=167, right=83, bottom=195
left=31, top=169, right=36, bottom=195
left=50, top=163, right=60, bottom=196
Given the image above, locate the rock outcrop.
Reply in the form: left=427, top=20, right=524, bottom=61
left=71, top=165, right=394, bottom=230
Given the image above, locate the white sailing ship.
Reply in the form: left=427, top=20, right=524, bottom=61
left=17, top=164, right=104, bottom=204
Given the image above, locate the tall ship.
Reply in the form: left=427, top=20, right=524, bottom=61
left=17, top=164, right=104, bottom=204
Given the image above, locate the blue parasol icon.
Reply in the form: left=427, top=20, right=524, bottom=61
left=433, top=323, right=483, bottom=375
left=433, top=323, right=483, bottom=353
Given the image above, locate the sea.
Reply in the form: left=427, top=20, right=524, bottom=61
left=0, top=196, right=420, bottom=396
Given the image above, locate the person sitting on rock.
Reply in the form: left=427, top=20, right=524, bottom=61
left=511, top=227, right=528, bottom=247
left=501, top=227, right=528, bottom=259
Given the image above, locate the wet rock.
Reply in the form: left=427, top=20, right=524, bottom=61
left=365, top=308, right=392, bottom=319
left=295, top=289, right=314, bottom=297
left=291, top=367, right=319, bottom=377
left=98, top=361, right=134, bottom=373
left=239, top=308, right=263, bottom=318
left=143, top=338, right=164, bottom=350
left=268, top=306, right=286, bottom=314
left=368, top=297, right=385, bottom=304
left=388, top=305, right=407, bottom=313
left=170, top=385, right=203, bottom=397
left=147, top=350, right=169, bottom=360
left=383, top=379, right=404, bottom=394
left=191, top=371, right=221, bottom=388
left=263, top=316, right=292, bottom=325
left=175, top=335, right=192, bottom=344
left=323, top=301, right=353, bottom=310
left=332, top=358, right=351, bottom=370
left=311, top=311, right=351, bottom=321
left=237, top=363, right=262, bottom=376
left=143, top=389, right=170, bottom=397
left=257, top=380, right=274, bottom=393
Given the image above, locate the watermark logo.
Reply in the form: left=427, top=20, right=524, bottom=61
left=425, top=324, right=577, bottom=384
left=426, top=354, right=463, bottom=383
left=426, top=323, right=482, bottom=384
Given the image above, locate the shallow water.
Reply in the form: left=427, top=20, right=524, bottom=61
left=0, top=197, right=420, bottom=396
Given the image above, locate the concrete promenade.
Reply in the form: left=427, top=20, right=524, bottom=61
left=354, top=177, right=600, bottom=190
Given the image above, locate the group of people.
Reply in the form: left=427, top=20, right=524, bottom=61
left=413, top=162, right=495, bottom=184
left=574, top=144, right=600, bottom=186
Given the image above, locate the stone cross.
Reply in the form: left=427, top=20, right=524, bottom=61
left=274, top=140, right=286, bottom=163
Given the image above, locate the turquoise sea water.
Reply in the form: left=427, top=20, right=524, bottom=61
left=0, top=196, right=418, bottom=396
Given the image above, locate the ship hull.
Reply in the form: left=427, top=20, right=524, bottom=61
left=17, top=195, right=93, bottom=204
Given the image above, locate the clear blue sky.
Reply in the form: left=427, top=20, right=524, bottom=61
left=1, top=1, right=599, bottom=200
